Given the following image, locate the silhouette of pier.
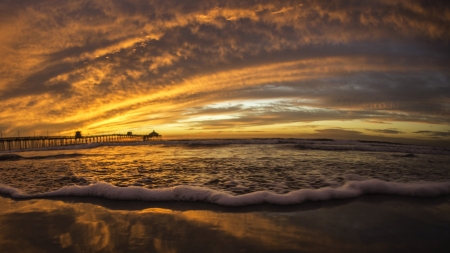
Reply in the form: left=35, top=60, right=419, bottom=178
left=143, top=130, right=162, bottom=141
left=0, top=133, right=153, bottom=151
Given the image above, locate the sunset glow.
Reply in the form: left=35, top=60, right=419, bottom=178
left=0, top=0, right=449, bottom=145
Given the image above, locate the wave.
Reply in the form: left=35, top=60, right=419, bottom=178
left=169, top=139, right=449, bottom=155
left=0, top=153, right=92, bottom=160
left=28, top=153, right=90, bottom=160
left=3, top=138, right=448, bottom=155
left=1, top=180, right=449, bottom=206
left=0, top=154, right=22, bottom=161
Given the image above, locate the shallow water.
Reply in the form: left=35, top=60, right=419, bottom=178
left=1, top=139, right=449, bottom=201
left=1, top=195, right=450, bottom=253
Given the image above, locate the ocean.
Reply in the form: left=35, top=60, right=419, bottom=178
left=1, top=139, right=449, bottom=205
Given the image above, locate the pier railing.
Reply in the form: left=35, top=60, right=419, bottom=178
left=0, top=134, right=146, bottom=151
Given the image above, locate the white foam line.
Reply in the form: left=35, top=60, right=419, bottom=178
left=1, top=180, right=450, bottom=206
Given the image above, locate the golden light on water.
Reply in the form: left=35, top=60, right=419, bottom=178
left=0, top=197, right=341, bottom=252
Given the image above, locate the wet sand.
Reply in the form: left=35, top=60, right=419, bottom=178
left=1, top=195, right=449, bottom=253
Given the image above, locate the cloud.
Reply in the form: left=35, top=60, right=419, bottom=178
left=312, top=128, right=365, bottom=139
left=414, top=130, right=450, bottom=137
left=0, top=0, right=448, bottom=139
left=366, top=128, right=404, bottom=134
left=175, top=101, right=415, bottom=130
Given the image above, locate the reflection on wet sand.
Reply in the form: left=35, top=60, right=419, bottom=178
left=1, top=196, right=450, bottom=253
left=180, top=210, right=338, bottom=251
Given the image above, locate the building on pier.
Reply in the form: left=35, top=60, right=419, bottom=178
left=75, top=131, right=82, bottom=138
left=143, top=130, right=162, bottom=141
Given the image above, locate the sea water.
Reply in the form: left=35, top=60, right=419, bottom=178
left=1, top=139, right=449, bottom=206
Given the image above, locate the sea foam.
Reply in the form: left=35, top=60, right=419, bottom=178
left=1, top=180, right=449, bottom=206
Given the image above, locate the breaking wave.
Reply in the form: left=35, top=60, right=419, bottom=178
left=3, top=138, right=448, bottom=155
left=1, top=180, right=449, bottom=206
left=0, top=153, right=92, bottom=160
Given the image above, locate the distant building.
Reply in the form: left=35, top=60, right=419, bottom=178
left=75, top=131, right=82, bottom=138
left=127, top=132, right=133, bottom=136
left=143, top=130, right=162, bottom=141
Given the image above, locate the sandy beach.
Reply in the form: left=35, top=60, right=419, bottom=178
left=1, top=194, right=449, bottom=253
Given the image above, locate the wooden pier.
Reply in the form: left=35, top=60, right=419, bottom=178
left=0, top=134, right=146, bottom=152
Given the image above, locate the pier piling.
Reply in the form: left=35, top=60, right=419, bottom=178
left=0, top=134, right=146, bottom=152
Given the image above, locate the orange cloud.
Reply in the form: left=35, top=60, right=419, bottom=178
left=0, top=0, right=448, bottom=142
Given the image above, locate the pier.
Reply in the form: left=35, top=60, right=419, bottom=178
left=0, top=134, right=146, bottom=152
left=143, top=130, right=162, bottom=141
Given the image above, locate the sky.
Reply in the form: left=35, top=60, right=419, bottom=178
left=0, top=0, right=449, bottom=145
